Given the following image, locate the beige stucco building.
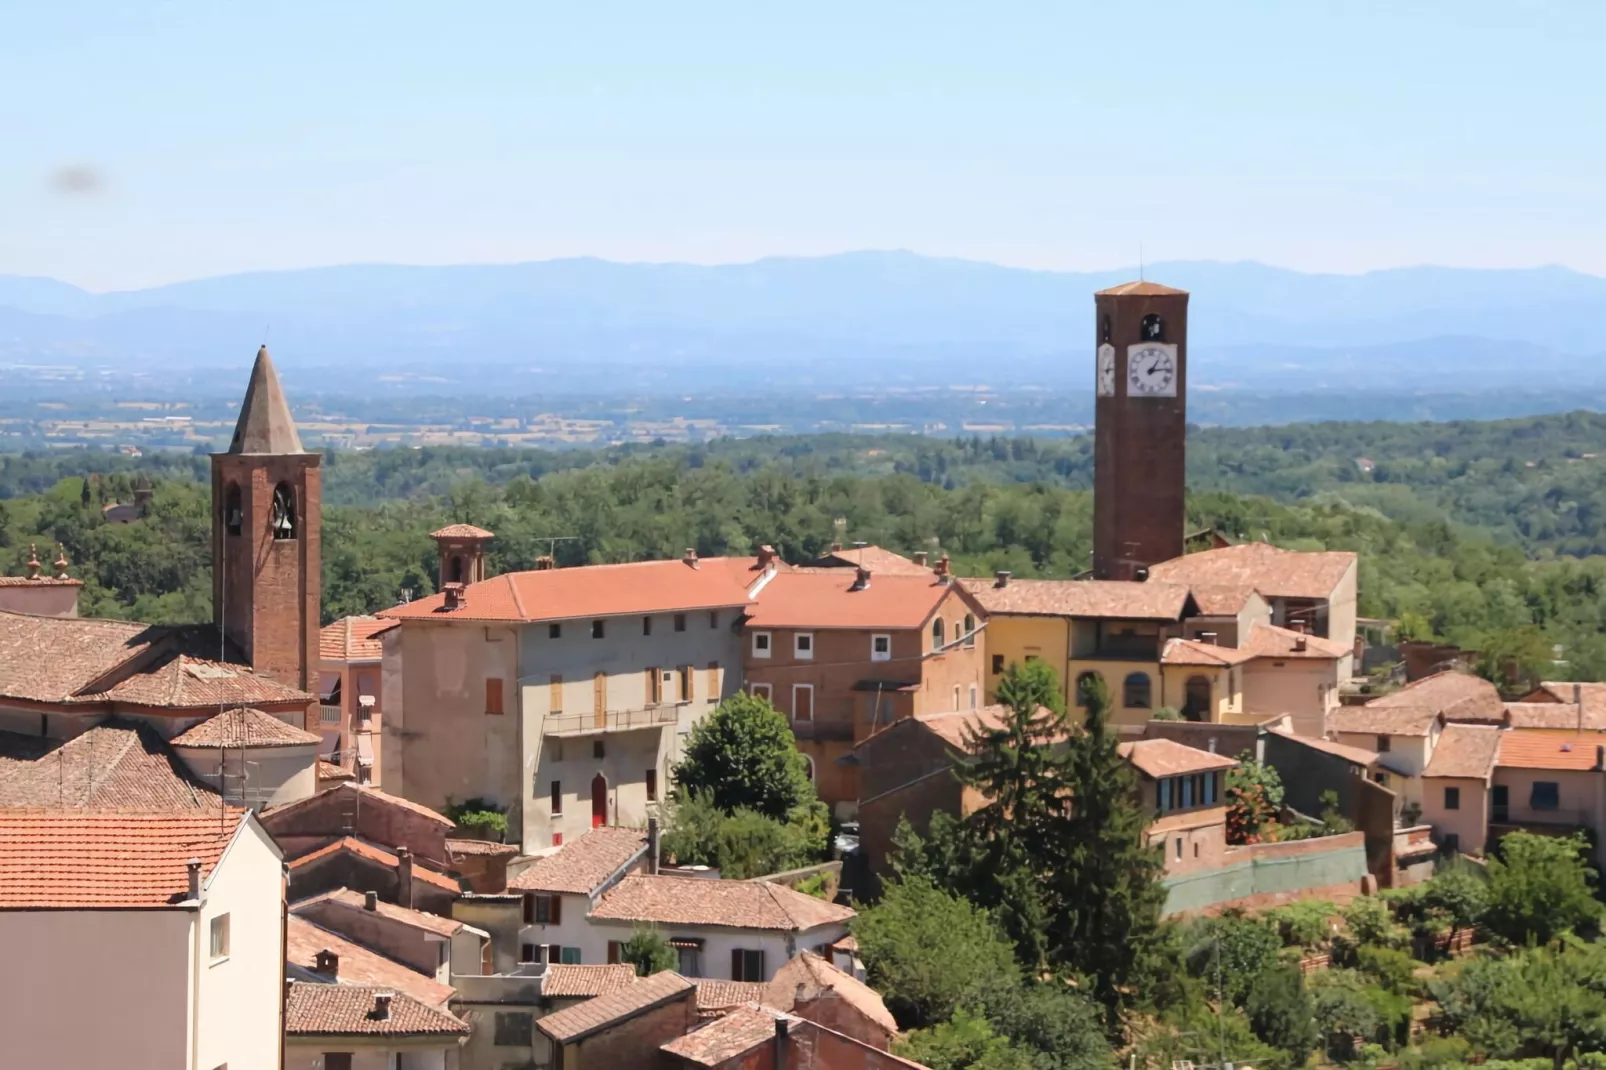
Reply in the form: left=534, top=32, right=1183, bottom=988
left=0, top=810, right=285, bottom=1070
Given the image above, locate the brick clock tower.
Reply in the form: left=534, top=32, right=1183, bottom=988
left=212, top=346, right=321, bottom=694
left=1092, top=281, right=1189, bottom=580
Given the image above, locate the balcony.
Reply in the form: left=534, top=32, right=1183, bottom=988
left=544, top=704, right=681, bottom=737
left=318, top=704, right=342, bottom=726
left=1490, top=807, right=1595, bottom=837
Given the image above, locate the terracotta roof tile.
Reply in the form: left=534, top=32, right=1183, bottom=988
left=264, top=782, right=457, bottom=829
left=429, top=524, right=495, bottom=540
left=320, top=616, right=394, bottom=662
left=1369, top=671, right=1504, bottom=724
left=1161, top=637, right=1255, bottom=667
left=171, top=706, right=322, bottom=748
left=284, top=982, right=468, bottom=1038
left=445, top=838, right=519, bottom=858
left=1240, top=623, right=1349, bottom=660
left=1496, top=731, right=1604, bottom=772
left=1148, top=543, right=1356, bottom=600
left=1269, top=729, right=1379, bottom=768
left=745, top=570, right=971, bottom=631
left=509, top=827, right=646, bottom=895
left=287, top=837, right=462, bottom=893
left=542, top=964, right=639, bottom=998
left=537, top=970, right=695, bottom=1044
left=813, top=546, right=931, bottom=576
left=662, top=1003, right=794, bottom=1064
left=1187, top=583, right=1261, bottom=616
left=1422, top=725, right=1503, bottom=780
left=287, top=915, right=456, bottom=1006
left=0, top=577, right=82, bottom=588
left=693, top=979, right=771, bottom=1013
left=1329, top=705, right=1440, bottom=737
left=0, top=809, right=246, bottom=907
left=317, top=760, right=356, bottom=782
left=0, top=612, right=163, bottom=704
left=764, top=951, right=897, bottom=1037
left=0, top=720, right=218, bottom=808
left=590, top=875, right=855, bottom=931
left=1118, top=738, right=1239, bottom=779
left=962, top=577, right=1192, bottom=620
left=1533, top=682, right=1606, bottom=727
left=89, top=651, right=315, bottom=711
left=292, top=887, right=464, bottom=938
left=1504, top=703, right=1606, bottom=731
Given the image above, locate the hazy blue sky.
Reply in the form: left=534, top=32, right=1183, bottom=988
left=4, top=2, right=1603, bottom=290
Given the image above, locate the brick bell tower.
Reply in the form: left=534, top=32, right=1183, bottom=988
left=212, top=346, right=321, bottom=693
left=1092, top=281, right=1189, bottom=580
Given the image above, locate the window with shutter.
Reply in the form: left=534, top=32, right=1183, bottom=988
left=646, top=769, right=658, bottom=801
left=679, top=665, right=693, bottom=702
left=323, top=1054, right=353, bottom=1070
left=550, top=780, right=563, bottom=816
left=552, top=896, right=562, bottom=925
left=731, top=948, right=765, bottom=981
left=608, top=941, right=622, bottom=964
left=705, top=661, right=719, bottom=696
left=522, top=895, right=534, bottom=924
left=485, top=677, right=504, bottom=715
left=648, top=667, right=662, bottom=705
left=549, top=674, right=563, bottom=713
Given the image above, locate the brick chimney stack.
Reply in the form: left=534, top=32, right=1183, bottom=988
left=851, top=567, right=871, bottom=591
left=912, top=551, right=928, bottom=567
left=373, top=992, right=393, bottom=1020
left=315, top=949, right=339, bottom=977
left=186, top=858, right=202, bottom=901
left=994, top=570, right=1011, bottom=588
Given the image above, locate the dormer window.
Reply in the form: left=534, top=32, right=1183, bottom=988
left=270, top=483, right=296, bottom=540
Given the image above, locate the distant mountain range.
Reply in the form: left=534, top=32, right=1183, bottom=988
left=2, top=253, right=1603, bottom=393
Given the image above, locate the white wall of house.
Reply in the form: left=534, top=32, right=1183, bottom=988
left=0, top=909, right=192, bottom=1069
left=195, top=817, right=287, bottom=1070
left=1337, top=726, right=1436, bottom=806
left=286, top=1044, right=452, bottom=1070
left=178, top=743, right=319, bottom=807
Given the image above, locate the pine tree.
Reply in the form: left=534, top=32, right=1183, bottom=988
left=1049, top=673, right=1168, bottom=1031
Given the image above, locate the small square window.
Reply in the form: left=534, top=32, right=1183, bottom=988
left=520, top=943, right=537, bottom=963
left=674, top=613, right=687, bottom=632
left=751, top=682, right=772, bottom=702
left=593, top=740, right=605, bottom=759
left=794, top=633, right=814, bottom=659
left=1532, top=781, right=1560, bottom=811
left=209, top=914, right=230, bottom=959
left=1376, top=735, right=1391, bottom=753
left=591, top=620, right=605, bottom=639
left=753, top=632, right=772, bottom=658
left=549, top=622, right=562, bottom=639
left=871, top=634, right=891, bottom=662
left=1444, top=786, right=1461, bottom=811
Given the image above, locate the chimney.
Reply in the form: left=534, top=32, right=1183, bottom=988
left=830, top=540, right=842, bottom=552
left=1199, top=631, right=1217, bottom=646
left=647, top=817, right=661, bottom=875
left=933, top=554, right=951, bottom=584
left=1207, top=737, right=1218, bottom=754
left=912, top=551, right=928, bottom=566
left=186, top=857, right=202, bottom=901
left=994, top=570, right=1011, bottom=588
left=534, top=555, right=556, bottom=571
left=396, top=846, right=414, bottom=909
left=315, top=949, right=339, bottom=977
left=442, top=583, right=467, bottom=611
left=775, top=1017, right=790, bottom=1070
left=851, top=567, right=871, bottom=591
left=364, top=890, right=379, bottom=911
left=683, top=548, right=699, bottom=569
left=373, top=992, right=394, bottom=1020
left=757, top=545, right=777, bottom=570
left=1294, top=635, right=1308, bottom=653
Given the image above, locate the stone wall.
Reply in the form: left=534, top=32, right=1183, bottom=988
left=1160, top=831, right=1368, bottom=915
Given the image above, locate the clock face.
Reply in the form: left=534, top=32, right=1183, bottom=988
left=1127, top=343, right=1178, bottom=397
left=1096, top=344, right=1115, bottom=397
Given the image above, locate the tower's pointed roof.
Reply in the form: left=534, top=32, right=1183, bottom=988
left=227, top=346, right=307, bottom=454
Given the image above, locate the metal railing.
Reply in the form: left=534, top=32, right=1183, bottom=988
left=543, top=704, right=680, bottom=736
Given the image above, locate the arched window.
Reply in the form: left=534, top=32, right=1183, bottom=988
left=1123, top=672, right=1152, bottom=709
left=932, top=618, right=945, bottom=649
left=270, top=482, right=297, bottom=540
left=1184, top=675, right=1213, bottom=722
left=1075, top=671, right=1105, bottom=708
left=1141, top=314, right=1166, bottom=341
left=963, top=614, right=976, bottom=648
left=448, top=555, right=464, bottom=584
left=1099, top=314, right=1112, bottom=344
left=223, top=483, right=243, bottom=537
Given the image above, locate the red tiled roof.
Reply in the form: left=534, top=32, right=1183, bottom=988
left=1148, top=543, right=1356, bottom=600
left=663, top=1003, right=795, bottom=1065
left=287, top=837, right=461, bottom=893
left=745, top=570, right=971, bottom=630
left=542, top=964, right=639, bottom=998
left=285, top=982, right=468, bottom=1038
left=765, top=951, right=897, bottom=1036
left=814, top=546, right=932, bottom=576
left=445, top=838, right=519, bottom=858
left=1496, top=731, right=1604, bottom=772
left=1330, top=705, right=1441, bottom=737
left=0, top=577, right=82, bottom=588
left=430, top=524, right=494, bottom=540
left=1422, top=725, right=1503, bottom=780
left=264, top=782, right=457, bottom=829
left=380, top=556, right=765, bottom=623
left=0, top=809, right=247, bottom=908
left=1268, top=729, right=1378, bottom=768
left=1240, top=623, right=1349, bottom=660
left=1187, top=583, right=1261, bottom=616
left=170, top=706, right=322, bottom=748
left=1503, top=703, right=1606, bottom=731
left=693, top=979, right=771, bottom=1013
left=1369, top=671, right=1504, bottom=723
left=1119, top=738, right=1239, bottom=779
left=1161, top=637, right=1255, bottom=667
left=287, top=915, right=456, bottom=1006
left=292, top=887, right=464, bottom=938
left=1531, top=682, right=1606, bottom=728
left=510, top=826, right=646, bottom=895
left=0, top=720, right=218, bottom=808
left=0, top=613, right=163, bottom=705
left=320, top=616, right=394, bottom=662
left=90, top=652, right=315, bottom=711
left=537, top=970, right=695, bottom=1044
left=317, top=761, right=356, bottom=782
left=590, top=875, right=855, bottom=931
left=962, top=577, right=1192, bottom=620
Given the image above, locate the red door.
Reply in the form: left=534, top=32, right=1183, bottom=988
left=591, top=773, right=607, bottom=828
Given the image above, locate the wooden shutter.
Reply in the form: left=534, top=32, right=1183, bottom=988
left=646, top=769, right=658, bottom=802
left=647, top=667, right=661, bottom=705
left=549, top=674, right=563, bottom=713
left=705, top=661, right=719, bottom=696
left=551, top=895, right=562, bottom=925
left=522, top=894, right=534, bottom=924
left=794, top=685, right=813, bottom=721
left=731, top=948, right=743, bottom=980
left=593, top=672, right=606, bottom=728
left=551, top=780, right=562, bottom=816
left=485, top=677, right=504, bottom=715
left=607, top=941, right=621, bottom=965
left=679, top=665, right=693, bottom=702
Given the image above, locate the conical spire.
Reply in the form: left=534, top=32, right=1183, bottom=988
left=227, top=346, right=306, bottom=454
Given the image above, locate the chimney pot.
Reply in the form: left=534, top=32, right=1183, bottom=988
left=442, top=583, right=467, bottom=611
left=933, top=554, right=951, bottom=583
left=684, top=548, right=699, bottom=568
left=373, top=991, right=394, bottom=1020
left=534, top=555, right=556, bottom=571
left=757, top=545, right=777, bottom=569
left=1200, top=631, right=1217, bottom=646
left=995, top=570, right=1011, bottom=588
left=315, top=949, right=339, bottom=977
left=186, top=857, right=202, bottom=901
left=1294, top=635, right=1308, bottom=652
left=851, top=567, right=871, bottom=591
left=364, top=890, right=378, bottom=911
left=1133, top=566, right=1149, bottom=582
left=912, top=551, right=928, bottom=566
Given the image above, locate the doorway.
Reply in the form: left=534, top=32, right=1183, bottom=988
left=1491, top=784, right=1509, bottom=823
left=591, top=773, right=607, bottom=828
left=1183, top=676, right=1212, bottom=722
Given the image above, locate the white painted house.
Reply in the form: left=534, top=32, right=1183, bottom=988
left=0, top=809, right=285, bottom=1070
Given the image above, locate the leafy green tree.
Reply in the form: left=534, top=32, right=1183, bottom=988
left=852, top=874, right=1020, bottom=1029
left=893, top=1009, right=1035, bottom=1070
left=1433, top=942, right=1606, bottom=1070
left=1245, top=965, right=1317, bottom=1069
left=1484, top=831, right=1601, bottom=945
left=983, top=982, right=1111, bottom=1070
left=671, top=692, right=815, bottom=819
left=1225, top=753, right=1285, bottom=845
left=1182, top=912, right=1282, bottom=1006
left=619, top=928, right=677, bottom=976
left=659, top=792, right=825, bottom=879
left=1309, top=969, right=1383, bottom=1063
left=1422, top=860, right=1489, bottom=948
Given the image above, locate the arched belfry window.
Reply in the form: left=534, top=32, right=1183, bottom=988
left=271, top=482, right=297, bottom=541
left=224, top=483, right=243, bottom=537
left=1099, top=314, right=1112, bottom=344
left=449, top=555, right=464, bottom=584
left=1141, top=314, right=1165, bottom=341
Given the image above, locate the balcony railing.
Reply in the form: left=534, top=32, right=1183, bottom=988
left=789, top=718, right=856, bottom=742
left=544, top=704, right=681, bottom=737
left=318, top=704, right=342, bottom=726
left=1491, top=807, right=1594, bottom=831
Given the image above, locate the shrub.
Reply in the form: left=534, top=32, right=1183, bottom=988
left=1484, top=831, right=1600, bottom=945
left=1181, top=912, right=1282, bottom=1006
left=1264, top=899, right=1336, bottom=949
left=444, top=797, right=509, bottom=840
left=1341, top=896, right=1409, bottom=952
left=1356, top=945, right=1420, bottom=997
left=619, top=928, right=677, bottom=976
